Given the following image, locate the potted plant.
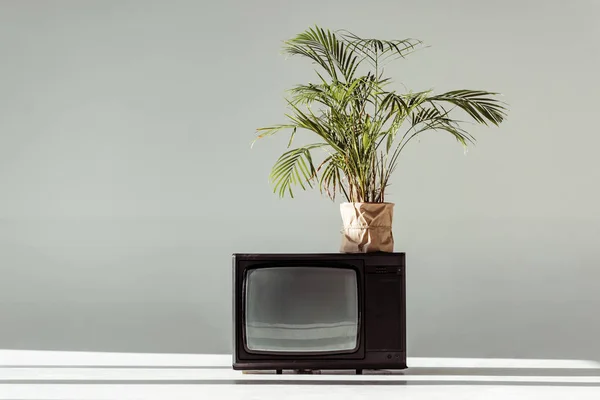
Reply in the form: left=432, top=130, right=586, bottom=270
left=253, top=26, right=508, bottom=253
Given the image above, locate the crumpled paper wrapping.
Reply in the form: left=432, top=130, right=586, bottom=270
left=340, top=202, right=394, bottom=253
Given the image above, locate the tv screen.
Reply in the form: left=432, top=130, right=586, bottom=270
left=244, top=266, right=359, bottom=353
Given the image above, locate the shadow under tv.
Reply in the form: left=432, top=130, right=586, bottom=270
left=232, top=252, right=406, bottom=374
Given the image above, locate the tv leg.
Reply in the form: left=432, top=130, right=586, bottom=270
left=356, top=369, right=363, bottom=375
left=276, top=370, right=282, bottom=375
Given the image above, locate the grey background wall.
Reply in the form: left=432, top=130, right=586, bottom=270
left=1, top=0, right=599, bottom=360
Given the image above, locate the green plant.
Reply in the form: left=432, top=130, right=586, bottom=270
left=253, top=26, right=508, bottom=203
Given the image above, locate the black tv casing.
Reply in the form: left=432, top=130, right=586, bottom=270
left=232, top=252, right=406, bottom=372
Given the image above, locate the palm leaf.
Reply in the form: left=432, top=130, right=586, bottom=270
left=427, top=90, right=508, bottom=126
left=252, top=124, right=296, bottom=148
left=269, top=144, right=325, bottom=198
left=317, top=155, right=345, bottom=201
left=340, top=30, right=424, bottom=67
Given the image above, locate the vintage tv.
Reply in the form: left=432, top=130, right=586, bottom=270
left=232, top=252, right=406, bottom=374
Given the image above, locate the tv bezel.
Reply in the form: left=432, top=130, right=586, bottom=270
left=234, top=256, right=366, bottom=361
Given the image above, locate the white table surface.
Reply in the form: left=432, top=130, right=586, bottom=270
left=1, top=350, right=600, bottom=399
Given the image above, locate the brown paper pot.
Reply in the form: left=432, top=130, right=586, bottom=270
left=340, top=202, right=394, bottom=253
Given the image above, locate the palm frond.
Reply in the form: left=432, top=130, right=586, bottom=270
left=287, top=84, right=332, bottom=107
left=427, top=90, right=508, bottom=126
left=269, top=143, right=326, bottom=198
left=317, top=155, right=347, bottom=201
left=252, top=124, right=296, bottom=148
left=283, top=26, right=363, bottom=82
left=340, top=30, right=425, bottom=67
